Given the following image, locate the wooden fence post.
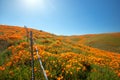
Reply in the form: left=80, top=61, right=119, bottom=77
left=30, top=31, right=35, bottom=80
left=24, top=25, right=29, bottom=42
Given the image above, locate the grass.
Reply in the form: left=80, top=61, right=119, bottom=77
left=80, top=33, right=120, bottom=53
left=0, top=49, right=11, bottom=66
left=87, top=64, right=120, bottom=80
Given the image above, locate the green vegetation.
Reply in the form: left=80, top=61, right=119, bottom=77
left=83, top=33, right=120, bottom=53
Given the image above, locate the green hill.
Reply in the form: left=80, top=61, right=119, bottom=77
left=63, top=33, right=120, bottom=53
left=81, top=33, right=120, bottom=53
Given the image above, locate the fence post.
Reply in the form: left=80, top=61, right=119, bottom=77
left=24, top=25, right=29, bottom=42
left=30, top=31, right=35, bottom=80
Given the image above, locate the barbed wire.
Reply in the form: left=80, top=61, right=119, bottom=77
left=33, top=39, right=48, bottom=80
left=24, top=26, right=48, bottom=80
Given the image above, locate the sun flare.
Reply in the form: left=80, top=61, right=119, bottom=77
left=20, top=0, right=45, bottom=11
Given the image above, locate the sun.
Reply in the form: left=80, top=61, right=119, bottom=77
left=20, top=0, right=45, bottom=11
left=18, top=0, right=55, bottom=15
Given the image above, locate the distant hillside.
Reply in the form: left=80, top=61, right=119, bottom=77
left=66, top=33, right=120, bottom=53
left=0, top=25, right=120, bottom=80
left=84, top=33, right=120, bottom=53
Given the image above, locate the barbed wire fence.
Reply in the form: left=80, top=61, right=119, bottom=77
left=24, top=26, right=48, bottom=80
left=34, top=40, right=48, bottom=80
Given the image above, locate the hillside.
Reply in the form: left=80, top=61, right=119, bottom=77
left=0, top=25, right=120, bottom=80
left=65, top=33, right=120, bottom=53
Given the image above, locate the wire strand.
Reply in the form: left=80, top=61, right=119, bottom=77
left=33, top=39, right=48, bottom=80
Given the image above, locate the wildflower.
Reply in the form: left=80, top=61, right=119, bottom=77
left=6, top=62, right=12, bottom=66
left=70, top=72, right=73, bottom=75
left=50, top=75, right=53, bottom=78
left=66, top=71, right=68, bottom=74
left=0, top=66, right=5, bottom=71
left=57, top=77, right=61, bottom=80
left=66, top=64, right=71, bottom=69
left=16, top=67, right=19, bottom=70
left=118, top=73, right=120, bottom=77
left=34, top=67, right=37, bottom=72
left=77, top=67, right=81, bottom=72
left=53, top=61, right=55, bottom=63
left=9, top=71, right=14, bottom=76
left=55, top=65, right=57, bottom=67
left=45, top=70, right=50, bottom=76
left=57, top=76, right=63, bottom=80
left=82, top=67, right=86, bottom=71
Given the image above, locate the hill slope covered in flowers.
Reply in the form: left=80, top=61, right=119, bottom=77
left=0, top=25, right=120, bottom=80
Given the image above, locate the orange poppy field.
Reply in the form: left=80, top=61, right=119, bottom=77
left=0, top=25, right=120, bottom=80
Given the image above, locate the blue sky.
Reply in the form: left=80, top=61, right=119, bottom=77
left=0, top=0, right=120, bottom=35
